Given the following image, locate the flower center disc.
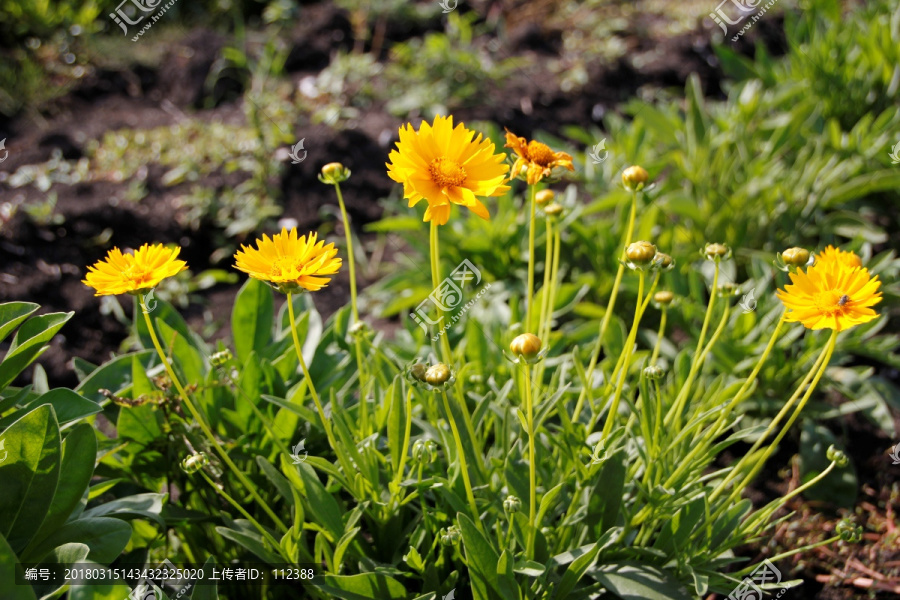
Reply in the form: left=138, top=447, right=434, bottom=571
left=526, top=140, right=554, bottom=166
left=814, top=290, right=850, bottom=315
left=270, top=256, right=298, bottom=278
left=429, top=157, right=467, bottom=188
left=123, top=265, right=150, bottom=286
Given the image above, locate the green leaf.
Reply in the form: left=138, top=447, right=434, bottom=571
left=255, top=456, right=295, bottom=507
left=320, top=573, right=408, bottom=600
left=0, top=302, right=39, bottom=345
left=82, top=493, right=167, bottom=528
left=458, top=513, right=503, bottom=600
left=0, top=405, right=61, bottom=553
left=214, top=527, right=282, bottom=564
left=0, top=389, right=101, bottom=430
left=21, top=517, right=131, bottom=564
left=31, top=424, right=96, bottom=546
left=189, top=556, right=219, bottom=600
left=0, top=312, right=73, bottom=390
left=387, top=378, right=405, bottom=474
left=232, top=278, right=274, bottom=366
left=296, top=462, right=344, bottom=542
left=591, top=562, right=693, bottom=600
left=0, top=531, right=37, bottom=600
left=75, top=351, right=155, bottom=403
left=67, top=562, right=132, bottom=600
left=799, top=422, right=858, bottom=507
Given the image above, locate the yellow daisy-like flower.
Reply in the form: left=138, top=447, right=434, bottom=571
left=83, top=243, right=187, bottom=296
left=233, top=228, right=341, bottom=293
left=815, top=244, right=863, bottom=269
left=504, top=129, right=574, bottom=185
left=386, top=115, right=510, bottom=226
left=777, top=261, right=882, bottom=331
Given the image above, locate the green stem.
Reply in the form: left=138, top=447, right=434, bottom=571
left=390, top=388, right=414, bottom=505
left=538, top=214, right=553, bottom=339
left=199, top=470, right=290, bottom=563
left=600, top=270, right=645, bottom=439
left=524, top=364, right=537, bottom=559
left=286, top=293, right=356, bottom=479
left=439, top=389, right=483, bottom=535
left=650, top=308, right=667, bottom=364
left=744, top=460, right=838, bottom=535
left=735, top=536, right=841, bottom=577
left=334, top=182, right=359, bottom=323
left=572, top=191, right=637, bottom=422
left=142, top=308, right=287, bottom=533
left=525, top=185, right=537, bottom=330
left=666, top=261, right=720, bottom=429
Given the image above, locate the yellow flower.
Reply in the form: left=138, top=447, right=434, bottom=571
left=386, top=115, right=510, bottom=226
left=83, top=243, right=187, bottom=296
left=233, top=228, right=342, bottom=293
left=777, top=261, right=882, bottom=331
left=815, top=245, right=863, bottom=269
left=504, top=129, right=574, bottom=185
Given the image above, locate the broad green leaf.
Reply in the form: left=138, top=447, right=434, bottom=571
left=232, top=278, right=274, bottom=366
left=0, top=312, right=73, bottom=390
left=0, top=405, right=61, bottom=553
left=157, top=320, right=205, bottom=385
left=0, top=532, right=38, bottom=600
left=0, top=389, right=101, bottom=430
left=255, top=456, right=295, bottom=507
left=31, top=424, right=96, bottom=545
left=320, top=573, right=407, bottom=600
left=458, top=513, right=503, bottom=600
left=296, top=462, right=344, bottom=542
left=387, top=378, right=405, bottom=474
left=0, top=302, right=39, bottom=345
left=189, top=556, right=219, bottom=600
left=591, top=562, right=692, bottom=600
left=75, top=351, right=155, bottom=403
left=21, top=517, right=131, bottom=564
left=67, top=562, right=132, bottom=600
left=799, top=422, right=858, bottom=507
left=82, top=493, right=167, bottom=528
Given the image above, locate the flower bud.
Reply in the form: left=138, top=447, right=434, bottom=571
left=408, top=363, right=427, bottom=383
left=412, top=439, right=438, bottom=464
left=622, top=165, right=649, bottom=191
left=543, top=202, right=564, bottom=218
left=349, top=321, right=370, bottom=338
left=704, top=243, right=731, bottom=261
left=653, top=291, right=675, bottom=306
left=424, top=363, right=452, bottom=386
left=625, top=241, right=657, bottom=266
left=318, top=162, right=351, bottom=184
left=653, top=252, right=674, bottom=271
left=181, top=452, right=209, bottom=474
left=717, top=282, right=739, bottom=297
left=535, top=189, right=555, bottom=205
left=826, top=444, right=849, bottom=468
left=510, top=333, right=542, bottom=360
left=503, top=495, right=521, bottom=514
left=836, top=519, right=863, bottom=543
left=209, top=349, right=233, bottom=367
left=440, top=525, right=461, bottom=546
left=781, top=247, right=810, bottom=267
left=643, top=365, right=666, bottom=380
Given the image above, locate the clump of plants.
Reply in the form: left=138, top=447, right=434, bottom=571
left=1, top=114, right=880, bottom=600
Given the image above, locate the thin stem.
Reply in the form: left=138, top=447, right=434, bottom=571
left=439, top=389, right=483, bottom=535
left=390, top=387, right=414, bottom=505
left=666, top=261, right=720, bottom=429
left=525, top=184, right=537, bottom=330
left=600, top=270, right=645, bottom=439
left=286, top=293, right=356, bottom=478
left=141, top=308, right=287, bottom=533
left=572, top=191, right=637, bottom=422
left=538, top=215, right=553, bottom=339
left=199, top=470, right=290, bottom=562
left=334, top=182, right=359, bottom=323
left=650, top=308, right=667, bottom=364
left=744, top=460, right=838, bottom=534
left=524, top=364, right=537, bottom=559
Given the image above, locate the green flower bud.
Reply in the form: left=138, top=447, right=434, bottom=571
left=626, top=241, right=657, bottom=266
left=653, top=252, right=675, bottom=271
left=643, top=365, right=666, bottom=380
left=836, top=519, right=863, bottom=543
left=503, top=495, right=521, bottom=514
left=826, top=444, right=849, bottom=468
left=318, top=162, right=351, bottom=184
left=622, top=165, right=649, bottom=191
left=543, top=202, right=564, bottom=218
left=181, top=452, right=209, bottom=474
left=440, top=525, right=461, bottom=546
left=782, top=247, right=810, bottom=267
left=210, top=349, right=233, bottom=367
left=704, top=243, right=731, bottom=261
left=424, top=363, right=452, bottom=386
left=411, top=439, right=438, bottom=464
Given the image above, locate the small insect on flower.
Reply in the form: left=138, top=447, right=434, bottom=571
left=777, top=260, right=882, bottom=331
left=83, top=243, right=188, bottom=296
